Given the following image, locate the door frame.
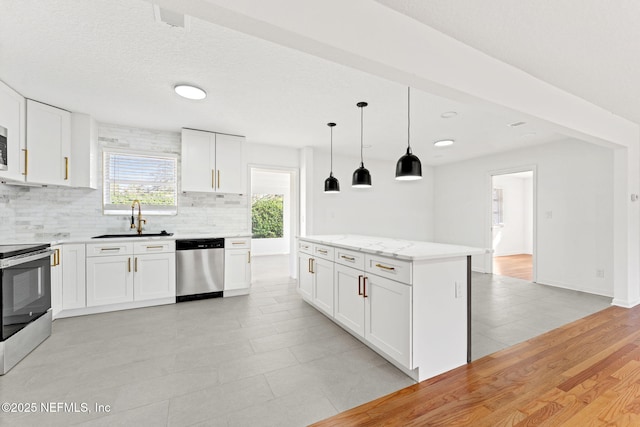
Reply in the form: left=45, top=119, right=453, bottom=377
left=485, top=165, right=537, bottom=281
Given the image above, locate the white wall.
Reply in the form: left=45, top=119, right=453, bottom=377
left=492, top=173, right=533, bottom=256
left=310, top=149, right=434, bottom=241
left=434, top=138, right=614, bottom=297
left=251, top=169, right=291, bottom=255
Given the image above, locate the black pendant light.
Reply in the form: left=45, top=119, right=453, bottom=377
left=352, top=101, right=372, bottom=188
left=395, top=87, right=423, bottom=180
left=324, top=122, right=340, bottom=193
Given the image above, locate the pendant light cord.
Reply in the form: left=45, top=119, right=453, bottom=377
left=407, top=86, right=411, bottom=152
left=330, top=125, right=334, bottom=174
left=360, top=104, right=364, bottom=165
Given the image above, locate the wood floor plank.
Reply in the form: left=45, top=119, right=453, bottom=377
left=311, top=306, right=640, bottom=427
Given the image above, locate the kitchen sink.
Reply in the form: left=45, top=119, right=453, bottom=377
left=92, top=231, right=173, bottom=239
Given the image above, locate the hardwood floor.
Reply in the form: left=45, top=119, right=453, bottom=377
left=311, top=304, right=640, bottom=426
left=493, top=254, right=533, bottom=281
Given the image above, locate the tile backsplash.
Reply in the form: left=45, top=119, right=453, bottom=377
left=0, top=123, right=249, bottom=242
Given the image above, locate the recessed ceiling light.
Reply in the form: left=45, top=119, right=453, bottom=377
left=440, top=111, right=458, bottom=119
left=174, top=84, right=207, bottom=100
left=508, top=121, right=526, bottom=127
left=434, top=139, right=454, bottom=147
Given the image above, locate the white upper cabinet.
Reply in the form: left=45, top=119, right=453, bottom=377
left=0, top=80, right=26, bottom=182
left=70, top=113, right=98, bottom=189
left=26, top=99, right=71, bottom=186
left=181, top=128, right=245, bottom=194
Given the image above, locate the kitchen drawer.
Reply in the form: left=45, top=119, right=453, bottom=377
left=365, top=254, right=412, bottom=285
left=226, top=237, right=250, bottom=249
left=86, top=242, right=134, bottom=257
left=335, top=247, right=364, bottom=270
left=298, top=240, right=313, bottom=255
left=313, top=244, right=334, bottom=261
left=133, top=240, right=175, bottom=254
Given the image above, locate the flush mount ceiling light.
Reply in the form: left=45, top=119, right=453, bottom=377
left=174, top=84, right=207, bottom=100
left=440, top=111, right=458, bottom=119
left=324, top=122, right=340, bottom=193
left=508, top=121, right=526, bottom=127
left=434, top=139, right=455, bottom=147
left=352, top=102, right=372, bottom=188
left=395, top=87, right=423, bottom=181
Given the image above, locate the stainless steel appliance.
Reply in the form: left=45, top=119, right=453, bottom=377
left=0, top=125, right=7, bottom=171
left=0, top=243, right=54, bottom=374
left=176, top=238, right=224, bottom=302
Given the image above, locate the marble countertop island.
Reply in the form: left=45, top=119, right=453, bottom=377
left=299, top=234, right=489, bottom=261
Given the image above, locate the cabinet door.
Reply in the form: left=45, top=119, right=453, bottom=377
left=215, top=133, right=245, bottom=194
left=134, top=253, right=176, bottom=301
left=364, top=274, right=412, bottom=368
left=50, top=246, right=63, bottom=319
left=86, top=255, right=134, bottom=307
left=26, top=99, right=71, bottom=186
left=0, top=80, right=26, bottom=182
left=61, top=244, right=86, bottom=310
left=181, top=128, right=215, bottom=192
left=313, top=257, right=334, bottom=316
left=334, top=263, right=365, bottom=337
left=224, top=248, right=251, bottom=291
left=297, top=253, right=313, bottom=301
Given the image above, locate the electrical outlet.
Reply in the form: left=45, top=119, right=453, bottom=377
left=455, top=281, right=463, bottom=298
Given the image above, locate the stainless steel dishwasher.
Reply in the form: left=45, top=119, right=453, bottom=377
left=176, top=238, right=224, bottom=302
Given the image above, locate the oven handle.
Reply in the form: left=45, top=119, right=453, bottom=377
left=0, top=249, right=55, bottom=269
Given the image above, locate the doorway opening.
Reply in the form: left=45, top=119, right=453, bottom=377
left=249, top=167, right=298, bottom=282
left=491, top=170, right=535, bottom=281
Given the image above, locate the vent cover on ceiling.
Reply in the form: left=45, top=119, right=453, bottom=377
left=153, top=4, right=191, bottom=31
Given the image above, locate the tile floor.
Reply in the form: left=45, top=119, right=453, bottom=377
left=0, top=255, right=611, bottom=426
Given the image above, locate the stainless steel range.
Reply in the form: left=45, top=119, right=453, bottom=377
left=0, top=243, right=54, bottom=374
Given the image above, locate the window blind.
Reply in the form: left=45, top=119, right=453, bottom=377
left=103, top=151, right=177, bottom=215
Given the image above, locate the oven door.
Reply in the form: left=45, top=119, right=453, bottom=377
left=1, top=252, right=52, bottom=341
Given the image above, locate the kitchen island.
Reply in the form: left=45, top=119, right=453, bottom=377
left=297, top=235, right=488, bottom=382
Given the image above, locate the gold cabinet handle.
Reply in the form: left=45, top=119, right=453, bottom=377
left=145, top=245, right=164, bottom=250
left=248, top=250, right=251, bottom=264
left=317, top=249, right=328, bottom=255
left=212, top=169, right=215, bottom=188
left=358, top=275, right=363, bottom=295
left=308, top=258, right=311, bottom=273
left=134, top=257, right=138, bottom=272
left=341, top=255, right=355, bottom=261
left=51, top=248, right=60, bottom=267
left=128, top=257, right=131, bottom=272
left=64, top=156, right=69, bottom=180
left=22, top=149, right=28, bottom=176
left=309, top=258, right=315, bottom=274
left=218, top=170, right=221, bottom=189
left=363, top=276, right=368, bottom=298
left=100, top=247, right=121, bottom=252
left=375, top=263, right=395, bottom=271
left=232, top=242, right=245, bottom=245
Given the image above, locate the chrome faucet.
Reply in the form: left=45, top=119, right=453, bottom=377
left=131, top=200, right=146, bottom=235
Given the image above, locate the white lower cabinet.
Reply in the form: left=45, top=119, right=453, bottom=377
left=86, top=255, right=134, bottom=306
left=50, top=245, right=63, bottom=318
left=334, top=264, right=365, bottom=336
left=312, top=257, right=334, bottom=317
left=297, top=252, right=314, bottom=300
left=224, top=237, right=252, bottom=295
left=133, top=253, right=176, bottom=301
left=61, top=244, right=86, bottom=310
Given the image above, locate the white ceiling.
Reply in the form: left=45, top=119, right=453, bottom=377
left=0, top=0, right=579, bottom=166
left=375, top=0, right=640, bottom=126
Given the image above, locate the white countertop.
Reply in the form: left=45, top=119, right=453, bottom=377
left=0, top=233, right=251, bottom=246
left=299, top=234, right=489, bottom=261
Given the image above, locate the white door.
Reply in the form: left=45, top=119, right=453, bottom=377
left=26, top=100, right=71, bottom=186
left=61, top=244, right=86, bottom=310
left=215, top=133, right=244, bottom=194
left=224, top=249, right=251, bottom=291
left=313, top=258, right=334, bottom=316
left=181, top=128, right=215, bottom=192
left=134, top=253, right=176, bottom=301
left=298, top=253, right=313, bottom=301
left=334, top=263, right=365, bottom=337
left=86, top=255, right=134, bottom=306
left=364, top=274, right=412, bottom=368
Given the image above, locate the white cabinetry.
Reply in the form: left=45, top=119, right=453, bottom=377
left=296, top=242, right=335, bottom=317
left=50, top=246, right=62, bottom=319
left=86, top=240, right=175, bottom=308
left=224, top=237, right=251, bottom=296
left=181, top=128, right=245, bottom=194
left=70, top=113, right=98, bottom=189
left=0, top=80, right=26, bottom=182
left=26, top=99, right=71, bottom=186
left=61, top=244, right=86, bottom=310
left=298, top=251, right=314, bottom=300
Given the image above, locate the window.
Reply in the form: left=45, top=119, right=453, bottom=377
left=252, top=194, right=284, bottom=238
left=492, top=188, right=504, bottom=226
left=103, top=150, right=177, bottom=215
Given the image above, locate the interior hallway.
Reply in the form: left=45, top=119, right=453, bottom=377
left=493, top=254, right=533, bottom=281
